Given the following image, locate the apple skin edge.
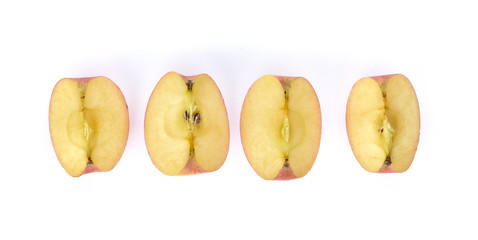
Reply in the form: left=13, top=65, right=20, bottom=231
left=82, top=164, right=102, bottom=174
left=274, top=166, right=297, bottom=180
left=377, top=164, right=399, bottom=173
left=368, top=74, right=394, bottom=85
left=49, top=76, right=129, bottom=177
left=179, top=157, right=208, bottom=175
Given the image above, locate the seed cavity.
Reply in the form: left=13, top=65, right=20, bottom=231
left=78, top=84, right=93, bottom=161
left=282, top=84, right=291, bottom=165
left=281, top=116, right=290, bottom=143
left=184, top=80, right=199, bottom=157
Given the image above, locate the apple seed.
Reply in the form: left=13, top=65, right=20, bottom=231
left=193, top=113, right=201, bottom=124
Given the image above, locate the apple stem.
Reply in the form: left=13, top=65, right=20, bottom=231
left=284, top=159, right=289, bottom=168
left=385, top=156, right=391, bottom=166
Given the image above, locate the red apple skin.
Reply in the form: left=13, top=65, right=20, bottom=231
left=346, top=74, right=420, bottom=174
left=82, top=164, right=102, bottom=174
left=144, top=72, right=230, bottom=175
left=49, top=76, right=129, bottom=177
left=179, top=157, right=208, bottom=175
left=274, top=166, right=297, bottom=180
left=241, top=75, right=321, bottom=180
left=377, top=164, right=398, bottom=173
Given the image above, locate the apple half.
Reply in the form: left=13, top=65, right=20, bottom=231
left=49, top=77, right=129, bottom=177
left=346, top=74, right=420, bottom=173
left=240, top=75, right=322, bottom=180
left=144, top=72, right=230, bottom=176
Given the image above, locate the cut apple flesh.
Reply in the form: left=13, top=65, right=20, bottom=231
left=49, top=77, right=129, bottom=177
left=241, top=75, right=321, bottom=180
left=346, top=74, right=420, bottom=173
left=144, top=72, right=229, bottom=176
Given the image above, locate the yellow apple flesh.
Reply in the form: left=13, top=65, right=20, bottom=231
left=241, top=75, right=322, bottom=180
left=49, top=77, right=129, bottom=177
left=346, top=74, right=420, bottom=173
left=144, top=72, right=230, bottom=176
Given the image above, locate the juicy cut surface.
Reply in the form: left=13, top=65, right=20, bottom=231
left=144, top=72, right=229, bottom=175
left=346, top=75, right=420, bottom=172
left=49, top=77, right=129, bottom=177
left=241, top=75, right=321, bottom=180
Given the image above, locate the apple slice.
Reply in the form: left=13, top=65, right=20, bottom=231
left=49, top=77, right=129, bottom=177
left=240, top=75, right=322, bottom=180
left=346, top=74, right=420, bottom=173
left=144, top=72, right=230, bottom=176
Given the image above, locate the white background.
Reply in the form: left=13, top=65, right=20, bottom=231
left=1, top=0, right=477, bottom=239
